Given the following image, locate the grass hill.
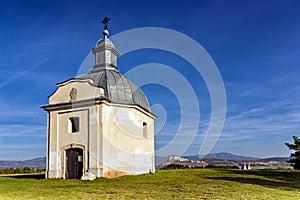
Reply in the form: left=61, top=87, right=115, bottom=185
left=0, top=169, right=299, bottom=199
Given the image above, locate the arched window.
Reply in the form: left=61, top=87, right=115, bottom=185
left=143, top=122, right=147, bottom=138
left=69, top=117, right=80, bottom=133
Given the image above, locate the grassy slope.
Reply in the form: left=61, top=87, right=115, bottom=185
left=0, top=169, right=299, bottom=199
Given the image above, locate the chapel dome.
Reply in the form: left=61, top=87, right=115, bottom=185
left=77, top=70, right=150, bottom=111
left=96, top=38, right=115, bottom=48
left=77, top=32, right=150, bottom=111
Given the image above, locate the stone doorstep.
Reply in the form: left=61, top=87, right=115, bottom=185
left=81, top=172, right=96, bottom=181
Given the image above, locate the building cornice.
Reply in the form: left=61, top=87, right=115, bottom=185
left=41, top=97, right=157, bottom=119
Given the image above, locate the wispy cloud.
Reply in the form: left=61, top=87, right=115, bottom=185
left=0, top=98, right=45, bottom=122
left=0, top=124, right=46, bottom=138
left=0, top=124, right=46, bottom=160
left=0, top=58, right=51, bottom=88
left=0, top=107, right=37, bottom=119
left=221, top=99, right=300, bottom=142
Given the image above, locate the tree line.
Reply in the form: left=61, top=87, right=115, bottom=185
left=0, top=167, right=45, bottom=174
left=286, top=136, right=300, bottom=170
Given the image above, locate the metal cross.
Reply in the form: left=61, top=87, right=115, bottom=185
left=101, top=16, right=111, bottom=30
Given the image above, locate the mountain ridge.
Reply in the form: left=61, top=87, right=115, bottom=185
left=156, top=152, right=288, bottom=165
left=181, top=152, right=261, bottom=162
left=0, top=153, right=289, bottom=168
left=0, top=157, right=45, bottom=168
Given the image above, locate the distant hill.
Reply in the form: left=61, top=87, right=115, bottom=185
left=158, top=154, right=291, bottom=170
left=157, top=152, right=262, bottom=165
left=255, top=157, right=289, bottom=163
left=182, top=155, right=203, bottom=161
left=156, top=152, right=261, bottom=166
left=0, top=157, right=46, bottom=168
left=1, top=154, right=289, bottom=169
left=183, top=152, right=260, bottom=161
left=205, top=152, right=260, bottom=161
left=155, top=156, right=172, bottom=165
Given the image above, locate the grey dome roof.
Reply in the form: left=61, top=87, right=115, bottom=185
left=77, top=36, right=150, bottom=111
left=77, top=70, right=150, bottom=111
left=96, top=38, right=115, bottom=48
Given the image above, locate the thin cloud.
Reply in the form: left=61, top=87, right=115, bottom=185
left=0, top=124, right=46, bottom=138
left=0, top=58, right=51, bottom=88
left=221, top=99, right=300, bottom=142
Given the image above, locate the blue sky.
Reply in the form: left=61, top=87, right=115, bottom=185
left=1, top=0, right=300, bottom=160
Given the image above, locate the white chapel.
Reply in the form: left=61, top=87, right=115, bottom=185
left=42, top=19, right=156, bottom=179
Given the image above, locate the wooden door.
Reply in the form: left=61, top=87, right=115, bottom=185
left=66, top=148, right=83, bottom=179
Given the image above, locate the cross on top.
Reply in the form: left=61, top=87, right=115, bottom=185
left=101, top=16, right=111, bottom=30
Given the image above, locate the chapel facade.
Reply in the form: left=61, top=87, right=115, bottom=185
left=42, top=23, right=156, bottom=179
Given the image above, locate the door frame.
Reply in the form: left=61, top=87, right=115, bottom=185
left=62, top=144, right=86, bottom=179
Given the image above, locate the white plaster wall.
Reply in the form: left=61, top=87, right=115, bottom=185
left=101, top=104, right=155, bottom=177
left=46, top=79, right=155, bottom=179
left=47, top=111, right=58, bottom=178
left=88, top=105, right=103, bottom=177
left=49, top=80, right=104, bottom=105
left=48, top=108, right=90, bottom=178
left=57, top=109, right=89, bottom=150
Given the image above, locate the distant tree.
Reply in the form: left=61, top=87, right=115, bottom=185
left=23, top=167, right=31, bottom=173
left=3, top=167, right=13, bottom=174
left=0, top=167, right=45, bottom=174
left=14, top=167, right=22, bottom=174
left=285, top=136, right=300, bottom=170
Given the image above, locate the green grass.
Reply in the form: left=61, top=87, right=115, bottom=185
left=0, top=169, right=300, bottom=199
